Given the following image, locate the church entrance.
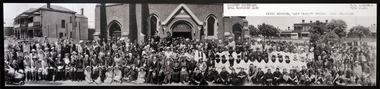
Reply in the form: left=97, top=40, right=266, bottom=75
left=109, top=22, right=121, bottom=42
left=171, top=21, right=192, bottom=39
left=233, top=23, right=243, bottom=41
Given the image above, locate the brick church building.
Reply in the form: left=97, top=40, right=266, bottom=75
left=94, top=3, right=248, bottom=44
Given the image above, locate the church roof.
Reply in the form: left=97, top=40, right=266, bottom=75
left=161, top=4, right=203, bottom=26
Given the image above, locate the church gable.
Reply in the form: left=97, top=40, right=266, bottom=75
left=161, top=4, right=203, bottom=26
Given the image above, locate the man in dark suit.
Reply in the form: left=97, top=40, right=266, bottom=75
left=134, top=55, right=145, bottom=68
left=146, top=56, right=160, bottom=84
left=205, top=66, right=218, bottom=84
left=187, top=59, right=197, bottom=77
left=314, top=42, right=320, bottom=60
left=273, top=68, right=282, bottom=85
left=264, top=69, right=274, bottom=86
left=215, top=67, right=229, bottom=85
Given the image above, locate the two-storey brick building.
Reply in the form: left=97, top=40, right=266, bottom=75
left=13, top=3, right=89, bottom=43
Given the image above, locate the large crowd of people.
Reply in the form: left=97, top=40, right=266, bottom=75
left=4, top=34, right=376, bottom=86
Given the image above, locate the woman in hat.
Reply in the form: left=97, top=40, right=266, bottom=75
left=70, top=51, right=78, bottom=81
left=63, top=53, right=71, bottom=81
left=83, top=54, right=93, bottom=83
left=23, top=51, right=32, bottom=81
left=41, top=56, right=49, bottom=81
left=30, top=49, right=38, bottom=81
left=75, top=51, right=85, bottom=82
left=35, top=54, right=43, bottom=81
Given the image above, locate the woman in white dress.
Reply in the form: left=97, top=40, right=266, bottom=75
left=103, top=67, right=114, bottom=84
left=135, top=68, right=146, bottom=84
left=113, top=66, right=122, bottom=83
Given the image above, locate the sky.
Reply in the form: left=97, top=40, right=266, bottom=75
left=246, top=16, right=377, bottom=32
left=4, top=3, right=377, bottom=32
left=3, top=3, right=97, bottom=28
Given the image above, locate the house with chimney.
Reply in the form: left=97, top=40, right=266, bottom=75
left=13, top=3, right=88, bottom=43
left=280, top=19, right=328, bottom=39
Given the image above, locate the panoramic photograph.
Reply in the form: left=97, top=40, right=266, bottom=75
left=3, top=3, right=376, bottom=86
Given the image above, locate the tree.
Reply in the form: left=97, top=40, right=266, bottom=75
left=326, top=19, right=347, bottom=38
left=309, top=20, right=328, bottom=43
left=321, top=30, right=340, bottom=44
left=258, top=23, right=279, bottom=39
left=249, top=25, right=260, bottom=36
left=349, top=25, right=371, bottom=41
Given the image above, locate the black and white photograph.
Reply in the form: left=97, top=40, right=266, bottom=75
left=3, top=3, right=376, bottom=86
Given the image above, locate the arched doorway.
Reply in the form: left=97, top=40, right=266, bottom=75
left=171, top=21, right=192, bottom=39
left=233, top=23, right=243, bottom=41
left=150, top=16, right=157, bottom=36
left=109, top=22, right=121, bottom=42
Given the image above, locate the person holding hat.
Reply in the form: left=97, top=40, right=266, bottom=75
left=135, top=67, right=146, bottom=84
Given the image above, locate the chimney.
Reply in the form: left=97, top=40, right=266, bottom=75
left=302, top=20, right=305, bottom=23
left=81, top=8, right=84, bottom=15
left=288, top=26, right=290, bottom=30
left=325, top=20, right=328, bottom=23
left=47, top=3, right=51, bottom=9
left=310, top=20, right=313, bottom=23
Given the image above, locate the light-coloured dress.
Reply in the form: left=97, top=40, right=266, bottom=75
left=113, top=68, right=122, bottom=82
left=135, top=71, right=146, bottom=84
left=104, top=69, right=114, bottom=84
